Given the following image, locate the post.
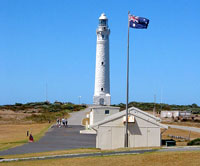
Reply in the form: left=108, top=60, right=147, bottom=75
left=125, top=11, right=130, bottom=148
left=153, top=94, right=156, bottom=116
left=188, top=130, right=191, bottom=141
left=45, top=82, right=48, bottom=102
left=78, top=96, right=81, bottom=105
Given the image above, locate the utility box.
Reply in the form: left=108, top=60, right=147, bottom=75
left=162, top=139, right=176, bottom=146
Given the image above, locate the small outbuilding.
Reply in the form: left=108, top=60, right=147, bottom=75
left=161, top=111, right=180, bottom=118
left=91, top=107, right=168, bottom=150
left=161, top=111, right=192, bottom=118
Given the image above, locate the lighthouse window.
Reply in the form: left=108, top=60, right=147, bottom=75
left=105, top=110, right=110, bottom=114
left=99, top=20, right=107, bottom=26
left=101, top=88, right=103, bottom=91
left=102, top=35, right=104, bottom=39
left=101, top=62, right=104, bottom=65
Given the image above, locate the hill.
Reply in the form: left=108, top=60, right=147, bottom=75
left=112, top=102, right=200, bottom=114
left=0, top=102, right=86, bottom=124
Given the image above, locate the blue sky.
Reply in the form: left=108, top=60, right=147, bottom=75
left=0, top=0, right=199, bottom=105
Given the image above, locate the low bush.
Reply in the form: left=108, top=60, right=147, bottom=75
left=187, top=138, right=200, bottom=146
left=26, top=110, right=69, bottom=123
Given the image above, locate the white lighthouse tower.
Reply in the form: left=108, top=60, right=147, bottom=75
left=93, top=13, right=111, bottom=106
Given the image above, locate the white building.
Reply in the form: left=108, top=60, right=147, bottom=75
left=161, top=111, right=191, bottom=118
left=93, top=13, right=111, bottom=106
left=161, top=111, right=180, bottom=118
left=91, top=107, right=168, bottom=150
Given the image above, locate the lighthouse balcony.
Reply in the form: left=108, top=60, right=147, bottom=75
left=96, top=28, right=110, bottom=33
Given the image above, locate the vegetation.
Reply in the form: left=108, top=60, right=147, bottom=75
left=2, top=148, right=101, bottom=159
left=112, top=102, right=200, bottom=113
left=1, top=151, right=200, bottom=166
left=0, top=102, right=87, bottom=123
left=187, top=138, right=200, bottom=146
left=0, top=123, right=51, bottom=151
left=0, top=101, right=86, bottom=112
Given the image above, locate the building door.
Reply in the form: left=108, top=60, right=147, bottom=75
left=147, top=128, right=160, bottom=147
left=99, top=98, right=104, bottom=105
left=112, top=127, right=124, bottom=149
left=98, top=127, right=112, bottom=149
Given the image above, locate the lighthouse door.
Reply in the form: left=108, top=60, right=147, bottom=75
left=99, top=98, right=104, bottom=105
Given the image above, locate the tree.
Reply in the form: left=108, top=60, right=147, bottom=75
left=192, top=103, right=198, bottom=108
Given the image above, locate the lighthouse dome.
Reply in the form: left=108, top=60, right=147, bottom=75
left=99, top=13, right=107, bottom=20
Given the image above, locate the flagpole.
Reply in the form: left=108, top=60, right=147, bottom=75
left=125, top=11, right=130, bottom=148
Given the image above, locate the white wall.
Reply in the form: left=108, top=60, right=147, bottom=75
left=90, top=107, right=119, bottom=125
left=97, top=126, right=124, bottom=149
left=161, top=111, right=180, bottom=118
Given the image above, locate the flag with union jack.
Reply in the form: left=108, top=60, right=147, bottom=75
left=129, top=14, right=149, bottom=29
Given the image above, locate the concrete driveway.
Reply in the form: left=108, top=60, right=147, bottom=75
left=68, top=107, right=90, bottom=125
left=168, top=125, right=200, bottom=133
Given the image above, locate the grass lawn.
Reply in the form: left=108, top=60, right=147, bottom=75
left=0, top=123, right=52, bottom=151
left=1, top=148, right=101, bottom=159
left=1, top=151, right=200, bottom=166
left=1, top=147, right=162, bottom=159
left=162, top=127, right=200, bottom=146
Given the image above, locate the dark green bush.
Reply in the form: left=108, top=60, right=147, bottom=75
left=112, top=102, right=200, bottom=112
left=15, top=103, right=22, bottom=106
left=187, top=138, right=200, bottom=146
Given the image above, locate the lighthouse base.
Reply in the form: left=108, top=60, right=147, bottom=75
left=93, top=94, right=111, bottom=106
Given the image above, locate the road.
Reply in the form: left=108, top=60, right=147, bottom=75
left=168, top=125, right=200, bottom=133
left=68, top=107, right=90, bottom=125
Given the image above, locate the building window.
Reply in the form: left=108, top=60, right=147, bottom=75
left=105, top=110, right=109, bottom=114
left=101, top=62, right=104, bottom=65
left=102, top=35, right=104, bottom=39
left=101, top=88, right=103, bottom=91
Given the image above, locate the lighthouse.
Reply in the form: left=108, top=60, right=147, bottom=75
left=93, top=13, right=111, bottom=106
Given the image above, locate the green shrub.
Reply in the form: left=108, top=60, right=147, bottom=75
left=15, top=103, right=23, bottom=106
left=187, top=138, right=200, bottom=146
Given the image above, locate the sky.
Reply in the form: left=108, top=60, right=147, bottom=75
left=0, top=0, right=199, bottom=105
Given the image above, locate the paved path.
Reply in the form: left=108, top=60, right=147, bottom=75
left=0, top=107, right=95, bottom=156
left=68, top=107, right=90, bottom=125
left=168, top=125, right=200, bottom=133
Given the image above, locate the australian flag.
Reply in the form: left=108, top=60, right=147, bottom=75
left=129, top=14, right=149, bottom=29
